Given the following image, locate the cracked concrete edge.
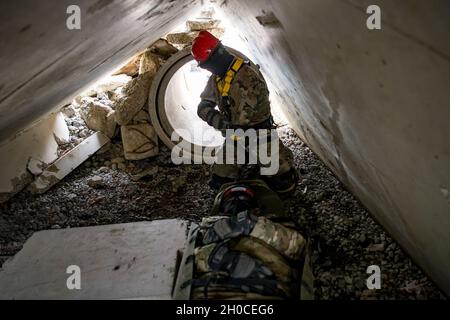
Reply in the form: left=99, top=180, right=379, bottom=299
left=28, top=132, right=110, bottom=195
left=0, top=112, right=70, bottom=203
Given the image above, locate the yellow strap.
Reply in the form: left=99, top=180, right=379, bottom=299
left=231, top=58, right=244, bottom=72
left=216, top=58, right=244, bottom=97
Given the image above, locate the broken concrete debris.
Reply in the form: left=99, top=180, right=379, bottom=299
left=80, top=99, right=117, bottom=138
left=27, top=158, right=46, bottom=176
left=6, top=35, right=181, bottom=199
left=208, top=27, right=225, bottom=39
left=113, top=72, right=153, bottom=126
left=166, top=28, right=224, bottom=45
left=121, top=123, right=159, bottom=160
left=97, top=90, right=118, bottom=107
left=28, top=132, right=109, bottom=194
left=149, top=39, right=178, bottom=59
left=93, top=74, right=132, bottom=97
left=64, top=38, right=177, bottom=163
left=87, top=175, right=106, bottom=189
left=166, top=10, right=224, bottom=46
left=76, top=74, right=131, bottom=98
left=186, top=19, right=220, bottom=31
left=166, top=32, right=197, bottom=45
left=61, top=104, right=76, bottom=118
left=113, top=54, right=142, bottom=77
left=60, top=103, right=95, bottom=156
left=139, top=50, right=160, bottom=75
left=110, top=50, right=160, bottom=128
left=112, top=40, right=176, bottom=77
left=110, top=157, right=128, bottom=171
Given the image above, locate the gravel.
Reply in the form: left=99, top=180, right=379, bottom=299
left=0, top=126, right=446, bottom=300
left=58, top=104, right=95, bottom=156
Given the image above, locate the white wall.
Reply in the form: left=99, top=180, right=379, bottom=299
left=218, top=0, right=450, bottom=294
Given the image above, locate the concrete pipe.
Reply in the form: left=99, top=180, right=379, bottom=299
left=148, top=46, right=251, bottom=162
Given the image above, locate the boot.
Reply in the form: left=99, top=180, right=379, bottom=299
left=263, top=168, right=299, bottom=195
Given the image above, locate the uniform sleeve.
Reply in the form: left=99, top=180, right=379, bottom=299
left=198, top=76, right=230, bottom=130
left=200, top=76, right=217, bottom=103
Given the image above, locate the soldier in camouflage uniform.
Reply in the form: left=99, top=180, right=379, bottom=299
left=191, top=30, right=297, bottom=193
left=185, top=181, right=315, bottom=300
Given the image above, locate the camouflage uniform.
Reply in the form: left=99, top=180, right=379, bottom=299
left=198, top=60, right=293, bottom=179
left=187, top=180, right=315, bottom=300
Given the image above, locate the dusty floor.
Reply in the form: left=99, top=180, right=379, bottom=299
left=0, top=126, right=446, bottom=300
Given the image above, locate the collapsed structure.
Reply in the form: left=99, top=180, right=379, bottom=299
left=1, top=8, right=225, bottom=198
left=0, top=0, right=449, bottom=299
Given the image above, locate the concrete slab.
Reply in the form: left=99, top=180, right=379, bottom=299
left=28, top=131, right=109, bottom=194
left=0, top=112, right=69, bottom=203
left=0, top=219, right=188, bottom=300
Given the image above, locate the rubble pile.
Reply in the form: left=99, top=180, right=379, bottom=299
left=166, top=7, right=225, bottom=47
left=59, top=38, right=179, bottom=163
left=41, top=7, right=223, bottom=189
left=59, top=104, right=95, bottom=156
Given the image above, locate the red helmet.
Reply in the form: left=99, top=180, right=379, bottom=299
left=191, top=30, right=220, bottom=63
left=219, top=185, right=258, bottom=214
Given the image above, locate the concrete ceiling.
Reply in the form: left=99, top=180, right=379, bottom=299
left=0, top=0, right=200, bottom=142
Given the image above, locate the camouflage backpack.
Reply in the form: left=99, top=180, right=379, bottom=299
left=173, top=179, right=314, bottom=300
left=173, top=208, right=314, bottom=300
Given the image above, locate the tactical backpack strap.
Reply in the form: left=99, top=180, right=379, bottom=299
left=299, top=240, right=315, bottom=300
left=202, top=210, right=257, bottom=244
left=207, top=242, right=273, bottom=279
left=173, top=224, right=199, bottom=300
left=191, top=276, right=284, bottom=299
